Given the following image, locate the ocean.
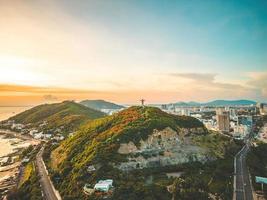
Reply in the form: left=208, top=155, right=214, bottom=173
left=0, top=106, right=31, bottom=121
left=0, top=106, right=33, bottom=158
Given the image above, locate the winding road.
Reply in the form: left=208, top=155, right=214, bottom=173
left=36, top=146, right=60, bottom=200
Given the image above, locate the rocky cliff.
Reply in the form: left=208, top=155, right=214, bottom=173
left=116, top=127, right=209, bottom=171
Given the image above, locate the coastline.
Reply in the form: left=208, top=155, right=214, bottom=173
left=0, top=129, right=39, bottom=143
left=0, top=106, right=31, bottom=122
left=0, top=129, right=40, bottom=197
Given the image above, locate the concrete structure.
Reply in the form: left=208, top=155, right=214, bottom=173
left=11, top=123, right=25, bottom=130
left=216, top=109, right=230, bottom=133
left=229, top=108, right=237, bottom=119
left=181, top=108, right=191, bottom=116
left=94, top=179, right=113, bottom=192
left=21, top=158, right=30, bottom=163
left=161, top=104, right=167, bottom=110
left=234, top=125, right=250, bottom=139
left=238, top=115, right=253, bottom=127
left=202, top=119, right=216, bottom=130
left=29, top=129, right=38, bottom=136
left=0, top=157, right=9, bottom=166
left=140, top=99, right=145, bottom=107
left=257, top=103, right=267, bottom=115
left=87, top=165, right=96, bottom=172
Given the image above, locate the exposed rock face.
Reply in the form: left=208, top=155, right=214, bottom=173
left=118, top=142, right=138, bottom=154
left=116, top=127, right=209, bottom=171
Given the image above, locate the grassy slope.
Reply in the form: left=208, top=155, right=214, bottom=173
left=51, top=106, right=206, bottom=170
left=188, top=132, right=239, bottom=199
left=9, top=101, right=106, bottom=134
left=192, top=131, right=232, bottom=158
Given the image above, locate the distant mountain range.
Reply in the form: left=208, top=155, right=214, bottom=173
left=170, top=100, right=256, bottom=107
left=80, top=99, right=125, bottom=110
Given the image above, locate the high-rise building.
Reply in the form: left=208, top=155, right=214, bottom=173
left=161, top=104, right=167, bottom=110
left=216, top=109, right=230, bottom=133
left=181, top=108, right=191, bottom=116
left=234, top=124, right=250, bottom=138
left=257, top=103, right=267, bottom=115
left=238, top=115, right=253, bottom=127
left=229, top=108, right=237, bottom=119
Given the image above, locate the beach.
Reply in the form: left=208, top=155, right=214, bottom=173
left=0, top=129, right=40, bottom=197
left=0, top=135, right=33, bottom=157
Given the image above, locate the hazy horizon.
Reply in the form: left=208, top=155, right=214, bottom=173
left=0, top=0, right=267, bottom=105
left=0, top=98, right=262, bottom=108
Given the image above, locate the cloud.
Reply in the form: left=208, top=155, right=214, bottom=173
left=43, top=95, right=58, bottom=101
left=166, top=71, right=267, bottom=102
left=246, top=72, right=267, bottom=98
left=169, top=73, right=216, bottom=83
left=0, top=84, right=102, bottom=95
left=0, top=71, right=266, bottom=106
left=168, top=73, right=245, bottom=90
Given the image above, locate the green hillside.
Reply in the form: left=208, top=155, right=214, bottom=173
left=45, top=106, right=238, bottom=199
left=50, top=106, right=206, bottom=168
left=80, top=99, right=124, bottom=110
left=9, top=101, right=106, bottom=135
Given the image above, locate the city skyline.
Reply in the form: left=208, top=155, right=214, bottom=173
left=0, top=0, right=267, bottom=105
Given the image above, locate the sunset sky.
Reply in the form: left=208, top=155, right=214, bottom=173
left=0, top=0, right=267, bottom=106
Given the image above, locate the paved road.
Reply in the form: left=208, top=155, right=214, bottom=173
left=234, top=143, right=254, bottom=200
left=35, top=146, right=59, bottom=200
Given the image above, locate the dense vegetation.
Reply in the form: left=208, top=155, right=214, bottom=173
left=9, top=101, right=106, bottom=135
left=44, top=106, right=239, bottom=199
left=7, top=162, right=42, bottom=200
left=80, top=99, right=124, bottom=110
left=247, top=143, right=267, bottom=197
left=51, top=106, right=206, bottom=169
left=192, top=131, right=233, bottom=158
left=109, top=136, right=238, bottom=200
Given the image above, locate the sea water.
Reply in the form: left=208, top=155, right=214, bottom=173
left=0, top=106, right=30, bottom=121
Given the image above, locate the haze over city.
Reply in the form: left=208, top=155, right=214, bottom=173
left=0, top=0, right=267, bottom=106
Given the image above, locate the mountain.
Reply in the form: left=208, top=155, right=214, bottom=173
left=9, top=101, right=106, bottom=135
left=187, top=101, right=202, bottom=106
left=204, top=99, right=256, bottom=106
left=171, top=99, right=256, bottom=107
left=173, top=101, right=201, bottom=107
left=80, top=99, right=124, bottom=110
left=48, top=106, right=236, bottom=199
left=173, top=101, right=191, bottom=106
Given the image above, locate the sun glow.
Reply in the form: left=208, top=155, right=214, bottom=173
left=0, top=55, right=48, bottom=86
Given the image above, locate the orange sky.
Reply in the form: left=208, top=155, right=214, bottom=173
left=0, top=1, right=266, bottom=106
left=0, top=84, right=194, bottom=105
left=0, top=82, right=264, bottom=106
